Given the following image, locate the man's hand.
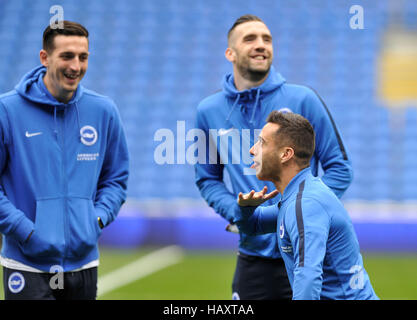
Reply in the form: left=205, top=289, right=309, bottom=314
left=237, top=186, right=279, bottom=207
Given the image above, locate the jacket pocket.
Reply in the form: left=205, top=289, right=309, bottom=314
left=22, top=198, right=66, bottom=258
left=66, top=197, right=102, bottom=258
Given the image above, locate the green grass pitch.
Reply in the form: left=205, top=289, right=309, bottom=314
left=0, top=247, right=416, bottom=300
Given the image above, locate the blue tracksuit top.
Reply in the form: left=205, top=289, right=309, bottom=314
left=0, top=66, right=129, bottom=272
left=235, top=168, right=378, bottom=300
left=195, top=66, right=353, bottom=258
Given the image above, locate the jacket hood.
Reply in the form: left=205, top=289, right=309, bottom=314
left=15, top=65, right=84, bottom=107
left=15, top=65, right=84, bottom=140
left=221, top=65, right=286, bottom=124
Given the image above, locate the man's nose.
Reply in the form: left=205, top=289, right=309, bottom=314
left=254, top=38, right=266, bottom=50
left=250, top=143, right=257, bottom=156
left=69, top=58, right=81, bottom=72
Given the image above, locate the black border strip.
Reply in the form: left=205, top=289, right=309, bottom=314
left=296, top=180, right=306, bottom=267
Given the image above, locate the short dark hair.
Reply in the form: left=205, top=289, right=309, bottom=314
left=266, top=111, right=315, bottom=167
left=227, top=14, right=264, bottom=42
left=42, top=20, right=89, bottom=53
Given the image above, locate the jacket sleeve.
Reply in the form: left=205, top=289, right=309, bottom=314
left=0, top=101, right=34, bottom=243
left=94, top=102, right=129, bottom=227
left=194, top=107, right=238, bottom=223
left=234, top=204, right=278, bottom=235
left=286, top=198, right=330, bottom=300
left=302, top=88, right=353, bottom=198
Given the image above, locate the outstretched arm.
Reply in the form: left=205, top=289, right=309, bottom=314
left=233, top=187, right=280, bottom=235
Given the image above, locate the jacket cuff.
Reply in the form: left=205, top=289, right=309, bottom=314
left=95, top=206, right=109, bottom=228
left=233, top=204, right=257, bottom=224
left=226, top=201, right=240, bottom=223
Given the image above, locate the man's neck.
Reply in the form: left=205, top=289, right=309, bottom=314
left=273, top=166, right=304, bottom=196
left=43, top=75, right=73, bottom=104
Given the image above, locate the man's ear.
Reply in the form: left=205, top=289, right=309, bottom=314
left=280, top=147, right=295, bottom=163
left=39, top=49, right=49, bottom=67
left=225, top=47, right=235, bottom=63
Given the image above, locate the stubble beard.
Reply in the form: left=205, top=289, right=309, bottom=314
left=237, top=60, right=271, bottom=83
left=257, top=158, right=281, bottom=183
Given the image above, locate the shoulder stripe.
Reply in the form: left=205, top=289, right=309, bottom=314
left=306, top=86, right=348, bottom=161
left=296, top=180, right=306, bottom=267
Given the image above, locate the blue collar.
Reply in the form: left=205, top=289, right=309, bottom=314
left=281, top=167, right=311, bottom=202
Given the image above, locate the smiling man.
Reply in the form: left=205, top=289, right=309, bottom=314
left=0, top=21, right=129, bottom=300
left=41, top=31, right=89, bottom=103
left=226, top=18, right=273, bottom=89
left=195, top=15, right=353, bottom=299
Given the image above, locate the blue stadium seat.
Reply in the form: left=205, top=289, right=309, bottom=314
left=0, top=0, right=416, bottom=201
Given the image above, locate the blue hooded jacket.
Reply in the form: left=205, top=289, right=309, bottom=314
left=234, top=168, right=378, bottom=300
left=0, top=66, right=129, bottom=271
left=195, top=66, right=353, bottom=258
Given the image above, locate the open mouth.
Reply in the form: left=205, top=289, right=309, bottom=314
left=64, top=72, right=79, bottom=81
left=251, top=161, right=260, bottom=169
left=251, top=55, right=267, bottom=61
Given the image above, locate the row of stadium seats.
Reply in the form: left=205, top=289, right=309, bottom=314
left=1, top=0, right=417, bottom=201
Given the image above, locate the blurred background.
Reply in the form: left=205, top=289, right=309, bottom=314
left=0, top=0, right=416, bottom=299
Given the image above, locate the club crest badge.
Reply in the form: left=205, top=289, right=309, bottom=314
left=8, top=272, right=25, bottom=294
left=80, top=125, right=98, bottom=146
left=279, top=220, right=285, bottom=239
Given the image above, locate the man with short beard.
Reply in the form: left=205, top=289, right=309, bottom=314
left=194, top=15, right=353, bottom=300
left=234, top=111, right=378, bottom=300
left=0, top=21, right=129, bottom=300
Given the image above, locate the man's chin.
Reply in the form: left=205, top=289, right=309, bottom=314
left=247, top=67, right=270, bottom=82
left=255, top=172, right=267, bottom=181
left=62, top=82, right=79, bottom=93
left=249, top=63, right=270, bottom=71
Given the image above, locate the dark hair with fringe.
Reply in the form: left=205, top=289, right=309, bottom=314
left=266, top=111, right=315, bottom=167
left=42, top=20, right=88, bottom=53
left=227, top=14, right=264, bottom=42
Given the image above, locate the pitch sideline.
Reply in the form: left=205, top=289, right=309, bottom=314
left=97, top=245, right=185, bottom=297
